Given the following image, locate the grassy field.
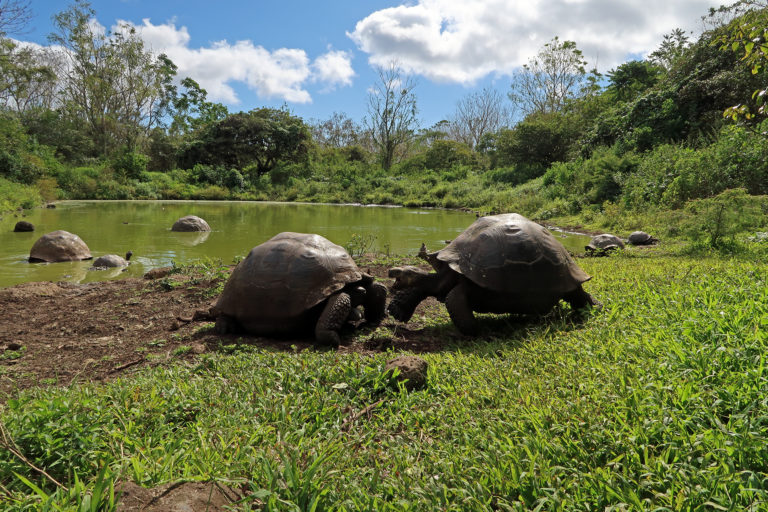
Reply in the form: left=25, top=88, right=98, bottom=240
left=2, top=249, right=768, bottom=510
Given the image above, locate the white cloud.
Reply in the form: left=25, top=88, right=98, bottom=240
left=348, top=0, right=735, bottom=84
left=311, top=50, right=356, bottom=91
left=119, top=19, right=354, bottom=104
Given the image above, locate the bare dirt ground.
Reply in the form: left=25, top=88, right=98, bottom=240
left=0, top=263, right=449, bottom=401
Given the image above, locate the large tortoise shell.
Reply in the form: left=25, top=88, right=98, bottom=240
left=436, top=213, right=590, bottom=294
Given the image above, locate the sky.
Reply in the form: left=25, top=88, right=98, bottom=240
left=18, top=0, right=735, bottom=128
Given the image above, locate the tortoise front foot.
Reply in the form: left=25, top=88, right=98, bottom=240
left=214, top=315, right=238, bottom=335
left=445, top=285, right=477, bottom=336
left=315, top=292, right=351, bottom=347
left=563, top=287, right=601, bottom=312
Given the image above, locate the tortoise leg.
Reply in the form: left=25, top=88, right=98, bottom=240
left=445, top=284, right=477, bottom=335
left=214, top=314, right=238, bottom=334
left=363, top=281, right=387, bottom=325
left=563, top=286, right=601, bottom=311
left=315, top=292, right=352, bottom=346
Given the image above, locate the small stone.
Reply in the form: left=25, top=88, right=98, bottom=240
left=384, top=355, right=428, bottom=390
left=190, top=343, right=207, bottom=354
left=6, top=342, right=22, bottom=351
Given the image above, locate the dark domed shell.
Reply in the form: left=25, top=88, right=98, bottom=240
left=13, top=221, right=34, bottom=232
left=436, top=213, right=590, bottom=294
left=215, top=232, right=362, bottom=327
left=628, top=231, right=652, bottom=245
left=587, top=234, right=625, bottom=250
left=171, top=215, right=211, bottom=232
left=93, top=254, right=129, bottom=268
left=29, top=230, right=91, bottom=263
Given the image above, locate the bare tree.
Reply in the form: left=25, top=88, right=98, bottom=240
left=508, top=37, right=587, bottom=116
left=311, top=111, right=361, bottom=148
left=0, top=0, right=31, bottom=36
left=449, top=87, right=513, bottom=149
left=364, top=61, right=418, bottom=169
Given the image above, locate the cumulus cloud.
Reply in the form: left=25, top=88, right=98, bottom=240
left=119, top=19, right=354, bottom=104
left=348, top=0, right=731, bottom=84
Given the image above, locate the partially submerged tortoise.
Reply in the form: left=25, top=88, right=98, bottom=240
left=388, top=213, right=598, bottom=335
left=91, top=251, right=133, bottom=269
left=213, top=232, right=387, bottom=346
left=29, top=230, right=91, bottom=263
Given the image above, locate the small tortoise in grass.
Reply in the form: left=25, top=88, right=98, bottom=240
left=213, top=232, right=387, bottom=346
left=388, top=213, right=598, bottom=335
left=628, top=231, right=658, bottom=246
left=585, top=233, right=625, bottom=255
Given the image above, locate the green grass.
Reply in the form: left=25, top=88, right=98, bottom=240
left=2, top=253, right=768, bottom=510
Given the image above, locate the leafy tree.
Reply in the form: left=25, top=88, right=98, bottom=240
left=0, top=40, right=58, bottom=113
left=712, top=2, right=768, bottom=123
left=448, top=87, right=512, bottom=149
left=181, top=107, right=311, bottom=175
left=165, top=72, right=228, bottom=136
left=49, top=1, right=175, bottom=156
left=423, top=140, right=476, bottom=171
left=649, top=28, right=691, bottom=70
left=508, top=37, right=587, bottom=116
left=364, top=61, right=418, bottom=170
left=607, top=60, right=662, bottom=102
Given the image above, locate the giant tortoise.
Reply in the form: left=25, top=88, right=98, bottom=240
left=213, top=232, right=387, bottom=346
left=29, top=230, right=92, bottom=263
left=388, top=213, right=598, bottom=335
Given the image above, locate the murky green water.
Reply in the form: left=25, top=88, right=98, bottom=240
left=0, top=201, right=592, bottom=288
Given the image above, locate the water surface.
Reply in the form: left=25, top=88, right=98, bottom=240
left=0, top=201, right=592, bottom=288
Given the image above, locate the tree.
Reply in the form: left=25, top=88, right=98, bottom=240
left=712, top=2, right=768, bottom=123
left=49, top=1, right=175, bottom=156
left=649, top=28, right=691, bottom=70
left=311, top=111, right=361, bottom=148
left=181, top=107, right=311, bottom=175
left=364, top=61, right=418, bottom=170
left=0, top=39, right=58, bottom=113
left=0, top=0, right=31, bottom=36
left=606, top=60, right=662, bottom=102
left=449, top=87, right=512, bottom=149
left=165, top=72, right=228, bottom=136
left=508, top=37, right=587, bottom=116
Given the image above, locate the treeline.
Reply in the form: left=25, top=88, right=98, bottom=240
left=1, top=0, right=768, bottom=245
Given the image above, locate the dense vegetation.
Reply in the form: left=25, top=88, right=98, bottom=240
left=3, top=1, right=768, bottom=509
left=3, top=253, right=768, bottom=510
left=1, top=1, right=767, bottom=249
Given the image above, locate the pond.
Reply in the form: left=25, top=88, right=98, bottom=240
left=0, top=201, right=592, bottom=289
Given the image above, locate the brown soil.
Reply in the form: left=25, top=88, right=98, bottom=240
left=0, top=262, right=453, bottom=401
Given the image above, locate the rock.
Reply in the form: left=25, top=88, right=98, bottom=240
left=144, top=266, right=173, bottom=279
left=116, top=481, right=242, bottom=512
left=13, top=221, right=34, bottom=232
left=29, top=230, right=92, bottom=263
left=384, top=355, right=428, bottom=390
left=171, top=215, right=211, bottom=232
left=190, top=343, right=207, bottom=354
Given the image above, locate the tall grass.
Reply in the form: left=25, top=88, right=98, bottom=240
left=2, top=253, right=768, bottom=509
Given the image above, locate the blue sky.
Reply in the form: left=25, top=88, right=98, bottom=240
left=21, top=0, right=732, bottom=128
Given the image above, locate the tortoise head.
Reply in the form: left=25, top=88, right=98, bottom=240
left=388, top=266, right=432, bottom=291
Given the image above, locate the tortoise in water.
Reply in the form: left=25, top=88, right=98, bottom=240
left=29, top=230, right=91, bottom=263
left=91, top=251, right=133, bottom=269
left=388, top=213, right=598, bottom=335
left=213, top=232, right=387, bottom=346
left=585, top=233, right=625, bottom=255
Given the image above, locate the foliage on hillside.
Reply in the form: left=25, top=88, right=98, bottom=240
left=1, top=1, right=767, bottom=249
